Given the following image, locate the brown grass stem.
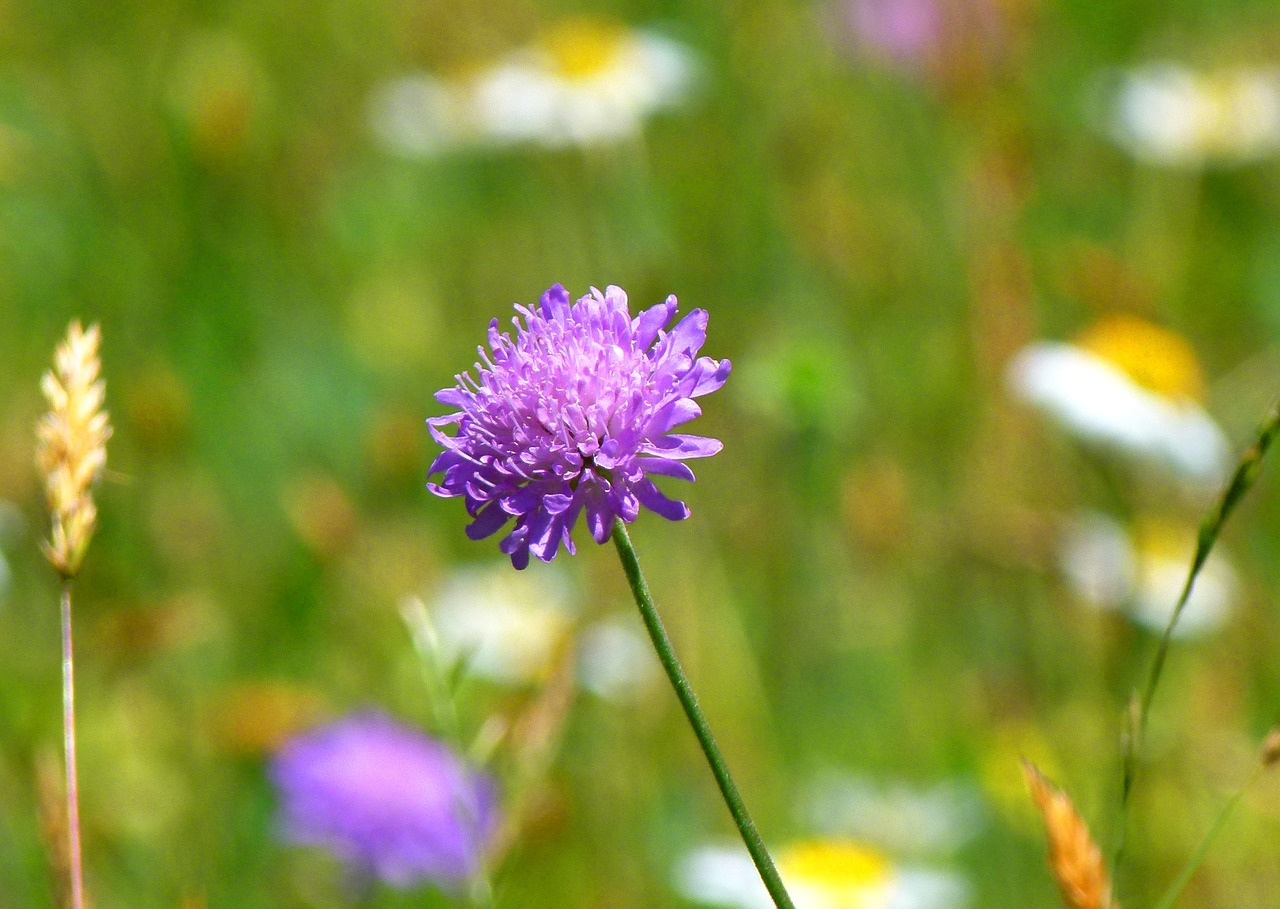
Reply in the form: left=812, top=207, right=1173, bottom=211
left=60, top=581, right=86, bottom=909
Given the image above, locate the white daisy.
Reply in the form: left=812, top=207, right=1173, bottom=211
left=369, top=18, right=698, bottom=155
left=1060, top=512, right=1237, bottom=637
left=1096, top=63, right=1280, bottom=167
left=1007, top=315, right=1229, bottom=486
left=427, top=562, right=576, bottom=684
left=367, top=74, right=468, bottom=158
left=676, top=839, right=968, bottom=909
left=575, top=614, right=660, bottom=702
left=421, top=563, right=660, bottom=696
left=798, top=773, right=981, bottom=856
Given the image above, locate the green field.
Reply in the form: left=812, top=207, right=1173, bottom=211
left=4, top=1, right=1280, bottom=906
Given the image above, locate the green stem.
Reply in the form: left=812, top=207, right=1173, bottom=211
left=611, top=520, right=796, bottom=909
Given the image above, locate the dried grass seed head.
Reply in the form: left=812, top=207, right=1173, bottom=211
left=1022, top=760, right=1117, bottom=909
left=36, top=321, right=111, bottom=578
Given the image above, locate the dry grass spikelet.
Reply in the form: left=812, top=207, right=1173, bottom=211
left=36, top=321, right=111, bottom=579
left=1022, top=759, right=1117, bottom=909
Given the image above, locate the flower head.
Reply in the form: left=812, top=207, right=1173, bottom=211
left=428, top=284, right=731, bottom=568
left=270, top=713, right=497, bottom=889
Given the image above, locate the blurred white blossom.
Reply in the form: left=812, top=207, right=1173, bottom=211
left=1060, top=512, right=1237, bottom=637
left=1095, top=63, right=1280, bottom=167
left=799, top=773, right=982, bottom=856
left=428, top=563, right=576, bottom=684
left=1008, top=316, right=1229, bottom=487
left=370, top=18, right=699, bottom=155
left=676, top=839, right=968, bottom=909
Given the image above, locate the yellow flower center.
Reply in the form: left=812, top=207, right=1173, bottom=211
left=1133, top=518, right=1193, bottom=566
left=538, top=18, right=629, bottom=80
left=1075, top=315, right=1206, bottom=401
left=777, top=840, right=892, bottom=908
left=1196, top=72, right=1271, bottom=156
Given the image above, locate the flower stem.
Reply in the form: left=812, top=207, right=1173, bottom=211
left=61, top=581, right=86, bottom=909
left=611, top=520, right=795, bottom=909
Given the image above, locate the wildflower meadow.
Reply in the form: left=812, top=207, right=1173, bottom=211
left=4, top=1, right=1280, bottom=907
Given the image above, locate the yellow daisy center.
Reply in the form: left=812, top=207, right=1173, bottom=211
left=1195, top=73, right=1270, bottom=156
left=538, top=18, right=629, bottom=80
left=1133, top=518, right=1193, bottom=567
left=1075, top=315, right=1206, bottom=401
left=778, top=840, right=892, bottom=907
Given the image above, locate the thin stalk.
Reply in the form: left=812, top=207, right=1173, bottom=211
left=1113, top=398, right=1280, bottom=874
left=611, top=521, right=795, bottom=909
left=1150, top=773, right=1256, bottom=909
left=61, top=581, right=86, bottom=909
left=398, top=599, right=496, bottom=909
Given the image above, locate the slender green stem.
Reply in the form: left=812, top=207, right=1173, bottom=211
left=611, top=520, right=796, bottom=909
left=1113, top=398, right=1280, bottom=874
left=398, top=598, right=496, bottom=909
left=1150, top=773, right=1256, bottom=909
left=61, top=581, right=86, bottom=909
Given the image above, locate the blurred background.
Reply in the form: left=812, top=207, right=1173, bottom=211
left=4, top=0, right=1280, bottom=906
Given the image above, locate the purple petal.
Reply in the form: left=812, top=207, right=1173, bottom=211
left=632, top=295, right=678, bottom=349
left=665, top=308, right=709, bottom=358
left=466, top=502, right=509, bottom=540
left=539, top=283, right=570, bottom=316
left=542, top=493, right=573, bottom=514
left=635, top=478, right=691, bottom=521
left=639, top=458, right=697, bottom=482
left=643, top=434, right=724, bottom=460
left=688, top=357, right=733, bottom=397
left=526, top=508, right=561, bottom=562
left=644, top=398, right=702, bottom=437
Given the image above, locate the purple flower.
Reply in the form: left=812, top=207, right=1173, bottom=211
left=270, top=713, right=497, bottom=889
left=842, top=0, right=943, bottom=69
left=428, top=284, right=731, bottom=568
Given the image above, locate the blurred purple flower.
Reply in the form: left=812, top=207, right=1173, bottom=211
left=841, top=0, right=943, bottom=69
left=270, top=713, right=496, bottom=889
left=428, top=284, right=731, bottom=569
left=832, top=0, right=1010, bottom=78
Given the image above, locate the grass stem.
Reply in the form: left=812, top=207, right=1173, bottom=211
left=1113, top=398, right=1280, bottom=874
left=61, top=581, right=86, bottom=909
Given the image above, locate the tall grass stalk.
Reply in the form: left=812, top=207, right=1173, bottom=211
left=1113, top=398, right=1280, bottom=872
left=59, top=582, right=85, bottom=909
left=36, top=321, right=111, bottom=909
